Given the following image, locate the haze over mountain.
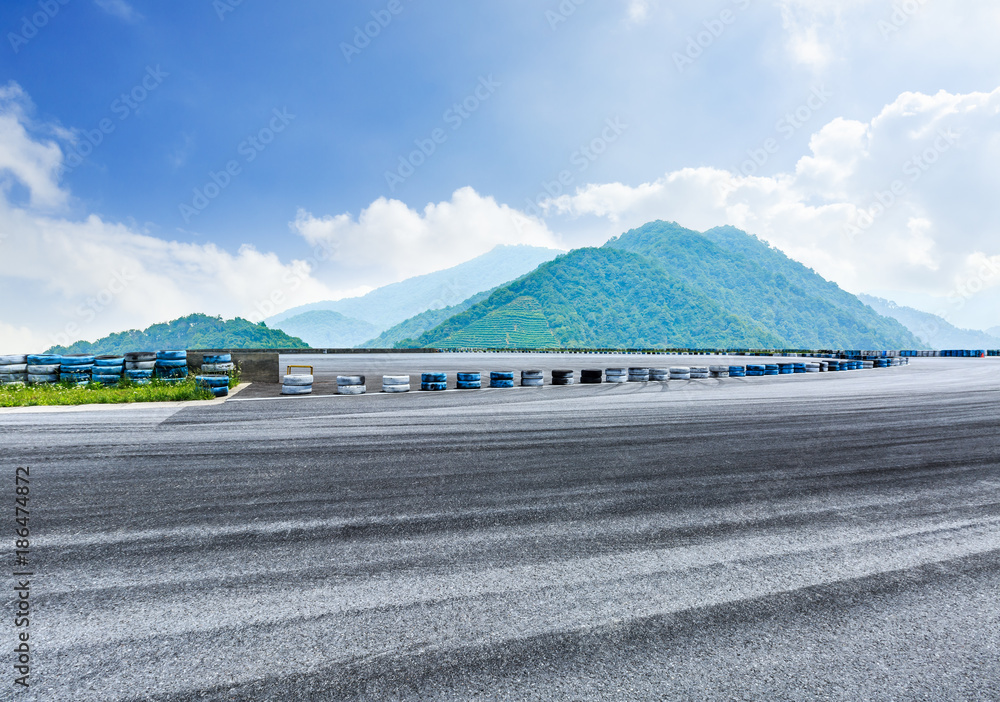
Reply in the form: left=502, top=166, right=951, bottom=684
left=403, top=222, right=922, bottom=350
left=267, top=245, right=562, bottom=346
left=859, top=295, right=1000, bottom=350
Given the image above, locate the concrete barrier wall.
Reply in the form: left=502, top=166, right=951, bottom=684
left=188, top=350, right=280, bottom=383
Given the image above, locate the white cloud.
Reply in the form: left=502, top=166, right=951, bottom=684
left=293, top=186, right=563, bottom=290
left=625, top=0, right=656, bottom=25
left=94, top=0, right=140, bottom=22
left=544, top=86, right=1000, bottom=329
left=0, top=83, right=66, bottom=209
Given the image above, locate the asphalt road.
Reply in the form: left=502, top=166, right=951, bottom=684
left=3, top=355, right=999, bottom=700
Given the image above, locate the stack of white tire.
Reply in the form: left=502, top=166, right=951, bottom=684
left=282, top=373, right=313, bottom=395
left=709, top=365, right=730, bottom=378
left=669, top=367, right=691, bottom=380
left=337, top=375, right=366, bottom=395
left=690, top=366, right=710, bottom=379
left=806, top=362, right=821, bottom=373
left=649, top=368, right=669, bottom=381
left=383, top=375, right=410, bottom=393
left=628, top=368, right=650, bottom=382
left=521, top=370, right=544, bottom=387
left=605, top=368, right=627, bottom=383
left=0, top=354, right=27, bottom=385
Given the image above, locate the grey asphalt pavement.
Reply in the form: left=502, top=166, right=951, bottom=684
left=3, top=355, right=999, bottom=700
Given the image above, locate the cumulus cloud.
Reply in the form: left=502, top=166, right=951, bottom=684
left=293, top=186, right=563, bottom=290
left=0, top=83, right=66, bottom=209
left=544, top=86, right=1000, bottom=328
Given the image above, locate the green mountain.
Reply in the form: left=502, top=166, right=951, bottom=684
left=47, top=314, right=309, bottom=355
left=266, top=244, right=562, bottom=331
left=361, top=289, right=492, bottom=348
left=605, top=221, right=919, bottom=349
left=272, top=310, right=378, bottom=348
left=402, top=222, right=923, bottom=350
left=858, top=295, right=1000, bottom=349
left=408, top=247, right=784, bottom=349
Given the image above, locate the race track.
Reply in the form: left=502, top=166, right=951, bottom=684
left=4, top=355, right=999, bottom=700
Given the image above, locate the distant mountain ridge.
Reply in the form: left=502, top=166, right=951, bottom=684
left=267, top=245, right=563, bottom=346
left=47, top=314, right=308, bottom=355
left=858, top=294, right=1000, bottom=349
left=401, top=221, right=922, bottom=350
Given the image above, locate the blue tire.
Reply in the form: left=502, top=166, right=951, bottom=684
left=61, top=364, right=94, bottom=374
left=27, top=354, right=61, bottom=365
left=490, top=371, right=514, bottom=381
left=210, top=386, right=229, bottom=397
left=490, top=379, right=514, bottom=388
left=92, top=374, right=121, bottom=384
left=421, top=381, right=447, bottom=391
left=203, top=354, right=232, bottom=364
left=456, top=380, right=481, bottom=389
left=456, top=372, right=480, bottom=382
left=157, top=350, right=187, bottom=360
left=94, top=357, right=125, bottom=367
left=126, top=369, right=154, bottom=379
left=421, top=372, right=447, bottom=383
left=156, top=359, right=188, bottom=369
left=196, top=375, right=230, bottom=387
left=60, top=355, right=95, bottom=366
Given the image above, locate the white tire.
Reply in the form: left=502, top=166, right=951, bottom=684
left=281, top=384, right=313, bottom=395
left=0, top=354, right=27, bottom=364
left=383, top=384, right=410, bottom=393
left=0, top=364, right=27, bottom=373
left=28, top=374, right=58, bottom=383
left=521, top=378, right=544, bottom=387
left=283, top=374, right=313, bottom=386
left=126, top=361, right=156, bottom=370
left=605, top=376, right=627, bottom=383
left=201, top=362, right=234, bottom=372
left=338, top=385, right=366, bottom=395
left=382, top=375, right=410, bottom=385
left=337, top=375, right=365, bottom=385
left=27, top=364, right=59, bottom=374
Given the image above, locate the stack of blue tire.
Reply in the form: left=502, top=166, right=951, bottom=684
left=60, top=354, right=95, bottom=385
left=202, top=353, right=233, bottom=375
left=729, top=365, right=746, bottom=378
left=421, top=372, right=447, bottom=391
left=93, top=355, right=125, bottom=385
left=0, top=354, right=28, bottom=385
left=457, top=372, right=480, bottom=389
left=778, top=363, right=794, bottom=375
left=746, top=364, right=765, bottom=377
left=125, top=352, right=156, bottom=384
left=490, top=371, right=514, bottom=388
left=26, top=354, right=60, bottom=384
left=156, top=350, right=188, bottom=383
left=764, top=364, right=780, bottom=376
left=196, top=375, right=230, bottom=397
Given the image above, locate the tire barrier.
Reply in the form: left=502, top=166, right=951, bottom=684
left=203, top=354, right=232, bottom=365
left=60, top=354, right=94, bottom=385
left=628, top=367, right=650, bottom=382
left=689, top=366, right=710, bottom=379
left=125, top=369, right=154, bottom=385
left=709, top=365, right=729, bottom=378
left=746, top=364, right=765, bottom=377
left=201, top=363, right=234, bottom=373
left=124, top=352, right=156, bottom=363
left=420, top=372, right=446, bottom=391
left=792, top=363, right=807, bottom=374
left=27, top=374, right=59, bottom=384
left=806, top=362, right=821, bottom=373
left=0, top=354, right=28, bottom=365
left=605, top=368, right=627, bottom=383
left=490, top=371, right=514, bottom=388
left=650, top=368, right=669, bottom=381
left=669, top=367, right=691, bottom=380
left=383, top=375, right=411, bottom=393
left=580, top=369, right=603, bottom=384
left=125, top=361, right=156, bottom=371
left=156, top=351, right=188, bottom=381
left=764, top=364, right=779, bottom=376
left=197, top=375, right=230, bottom=398
left=552, top=369, right=574, bottom=385
left=521, top=370, right=544, bottom=387
left=778, top=363, right=794, bottom=375
left=338, top=375, right=367, bottom=395
left=728, top=365, right=746, bottom=378
left=281, top=373, right=313, bottom=395
left=0, top=356, right=28, bottom=385
left=456, top=372, right=481, bottom=390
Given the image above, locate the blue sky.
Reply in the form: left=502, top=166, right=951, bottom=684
left=2, top=0, right=1000, bottom=348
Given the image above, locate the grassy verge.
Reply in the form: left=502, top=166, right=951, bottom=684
left=0, top=372, right=240, bottom=408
